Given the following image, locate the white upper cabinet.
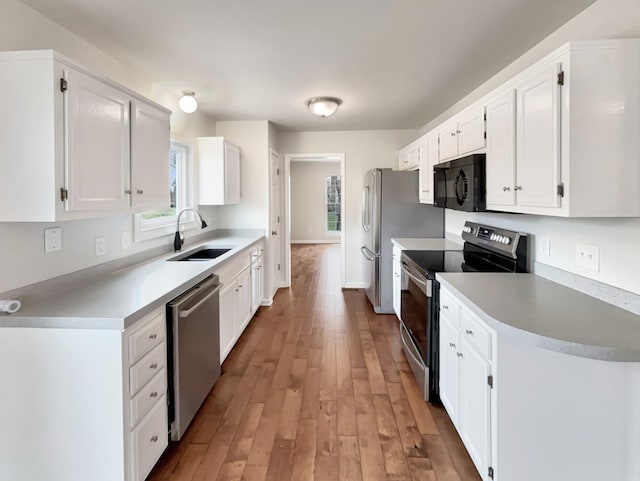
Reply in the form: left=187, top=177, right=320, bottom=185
left=418, top=132, right=439, bottom=204
left=398, top=141, right=420, bottom=171
left=485, top=90, right=516, bottom=207
left=65, top=67, right=131, bottom=213
left=198, top=137, right=241, bottom=205
left=438, top=108, right=486, bottom=162
left=0, top=50, right=171, bottom=222
left=131, top=100, right=171, bottom=212
left=515, top=62, right=561, bottom=209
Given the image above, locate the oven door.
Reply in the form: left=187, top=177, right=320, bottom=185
left=400, top=261, right=430, bottom=364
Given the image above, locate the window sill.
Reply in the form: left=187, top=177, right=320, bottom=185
left=133, top=215, right=197, bottom=243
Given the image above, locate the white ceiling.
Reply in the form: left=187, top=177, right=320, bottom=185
left=20, top=0, right=596, bottom=131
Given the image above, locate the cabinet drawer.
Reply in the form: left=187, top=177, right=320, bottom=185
left=460, top=308, right=492, bottom=360
left=439, top=288, right=461, bottom=326
left=130, top=342, right=166, bottom=396
left=130, top=369, right=167, bottom=428
left=131, top=395, right=168, bottom=481
left=128, top=310, right=165, bottom=365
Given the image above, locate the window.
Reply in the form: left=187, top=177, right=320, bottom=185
left=133, top=140, right=195, bottom=242
left=326, top=174, right=341, bottom=233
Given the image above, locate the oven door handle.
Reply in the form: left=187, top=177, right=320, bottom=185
left=401, top=264, right=430, bottom=296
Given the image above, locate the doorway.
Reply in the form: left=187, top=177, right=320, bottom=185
left=284, top=153, right=346, bottom=288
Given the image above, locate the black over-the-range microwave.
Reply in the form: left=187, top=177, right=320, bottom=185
left=433, top=153, right=486, bottom=212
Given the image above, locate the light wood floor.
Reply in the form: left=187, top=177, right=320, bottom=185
left=149, top=244, right=481, bottom=481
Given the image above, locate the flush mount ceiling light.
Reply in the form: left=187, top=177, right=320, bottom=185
left=179, top=90, right=198, bottom=113
left=306, top=96, right=343, bottom=118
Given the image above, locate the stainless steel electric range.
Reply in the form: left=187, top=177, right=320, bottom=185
left=399, top=221, right=528, bottom=402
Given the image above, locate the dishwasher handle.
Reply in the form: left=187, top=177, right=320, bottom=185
left=179, top=283, right=223, bottom=318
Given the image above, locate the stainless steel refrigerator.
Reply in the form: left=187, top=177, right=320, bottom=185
left=361, top=169, right=444, bottom=313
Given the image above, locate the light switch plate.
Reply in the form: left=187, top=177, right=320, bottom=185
left=95, top=237, right=106, bottom=256
left=121, top=231, right=131, bottom=250
left=576, top=243, right=599, bottom=271
left=44, top=227, right=62, bottom=253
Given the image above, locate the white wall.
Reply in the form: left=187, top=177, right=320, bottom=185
left=290, top=161, right=341, bottom=243
left=278, top=130, right=418, bottom=287
left=418, top=0, right=640, bottom=296
left=0, top=0, right=217, bottom=293
left=210, top=121, right=270, bottom=232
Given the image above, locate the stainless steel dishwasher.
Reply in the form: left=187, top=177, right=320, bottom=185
left=167, top=275, right=222, bottom=441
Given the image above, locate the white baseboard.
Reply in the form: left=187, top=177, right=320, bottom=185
left=260, top=298, right=273, bottom=307
left=291, top=240, right=340, bottom=244
left=342, top=282, right=367, bottom=289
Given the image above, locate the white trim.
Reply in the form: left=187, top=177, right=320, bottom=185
left=284, top=152, right=346, bottom=288
left=291, top=240, right=340, bottom=244
left=342, top=282, right=367, bottom=289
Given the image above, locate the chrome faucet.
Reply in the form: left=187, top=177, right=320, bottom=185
left=174, top=208, right=208, bottom=251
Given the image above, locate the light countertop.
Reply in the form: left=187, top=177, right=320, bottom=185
left=391, top=237, right=463, bottom=251
left=0, top=232, right=264, bottom=330
left=437, top=273, right=640, bottom=362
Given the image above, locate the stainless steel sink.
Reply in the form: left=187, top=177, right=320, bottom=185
left=168, top=247, right=232, bottom=262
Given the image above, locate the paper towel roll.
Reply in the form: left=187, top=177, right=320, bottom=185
left=0, top=299, right=21, bottom=314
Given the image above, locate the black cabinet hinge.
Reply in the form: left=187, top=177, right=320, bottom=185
left=557, top=70, right=565, bottom=86
left=488, top=467, right=495, bottom=479
left=60, top=187, right=68, bottom=202
left=276, top=168, right=280, bottom=175
left=488, top=375, right=493, bottom=388
left=60, top=78, right=68, bottom=92
left=483, top=112, right=487, bottom=122
left=557, top=183, right=565, bottom=198
left=484, top=131, right=487, bottom=140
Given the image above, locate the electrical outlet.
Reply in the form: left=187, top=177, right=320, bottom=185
left=95, top=237, right=106, bottom=256
left=44, top=227, right=62, bottom=253
left=576, top=243, right=599, bottom=271
left=121, top=231, right=131, bottom=250
left=537, top=235, right=550, bottom=258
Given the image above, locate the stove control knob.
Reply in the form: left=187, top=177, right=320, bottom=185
left=504, top=237, right=511, bottom=245
left=490, top=234, right=496, bottom=241
left=496, top=235, right=502, bottom=243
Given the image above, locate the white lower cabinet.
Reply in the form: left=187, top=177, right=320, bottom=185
left=217, top=241, right=265, bottom=363
left=392, top=246, right=402, bottom=319
left=0, top=306, right=169, bottom=481
left=440, top=292, right=493, bottom=481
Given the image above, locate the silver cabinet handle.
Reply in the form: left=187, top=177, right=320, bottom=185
left=514, top=186, right=522, bottom=191
left=136, top=189, right=144, bottom=195
left=449, top=342, right=456, bottom=348
left=150, top=435, right=158, bottom=443
left=465, top=329, right=473, bottom=335
left=271, top=231, right=277, bottom=236
left=149, top=334, right=157, bottom=340
left=503, top=186, right=511, bottom=191
left=124, top=189, right=131, bottom=194
left=361, top=246, right=378, bottom=262
left=150, top=363, right=158, bottom=369
left=442, top=305, right=449, bottom=310
left=456, top=352, right=463, bottom=358
left=150, top=391, right=158, bottom=398
left=450, top=132, right=456, bottom=137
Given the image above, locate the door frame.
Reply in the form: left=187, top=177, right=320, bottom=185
left=284, top=153, right=346, bottom=288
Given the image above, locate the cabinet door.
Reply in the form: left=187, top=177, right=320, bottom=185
left=516, top=62, right=561, bottom=208
left=486, top=91, right=516, bottom=207
left=457, top=107, right=486, bottom=155
left=224, top=142, right=241, bottom=204
left=219, top=282, right=236, bottom=363
left=407, top=143, right=420, bottom=170
left=236, top=268, right=252, bottom=334
left=459, top=338, right=491, bottom=479
left=65, top=67, right=130, bottom=212
left=439, top=120, right=459, bottom=161
left=131, top=101, right=171, bottom=212
left=251, top=260, right=261, bottom=315
left=398, top=149, right=410, bottom=170
left=392, top=249, right=401, bottom=318
left=419, top=134, right=438, bottom=204
left=439, top=315, right=460, bottom=426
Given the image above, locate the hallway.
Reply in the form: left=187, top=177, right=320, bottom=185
left=149, top=243, right=481, bottom=481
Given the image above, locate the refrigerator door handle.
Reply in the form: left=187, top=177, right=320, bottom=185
left=361, top=246, right=378, bottom=261
left=362, top=186, right=370, bottom=232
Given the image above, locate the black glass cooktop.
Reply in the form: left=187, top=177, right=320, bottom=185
left=402, top=250, right=465, bottom=276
